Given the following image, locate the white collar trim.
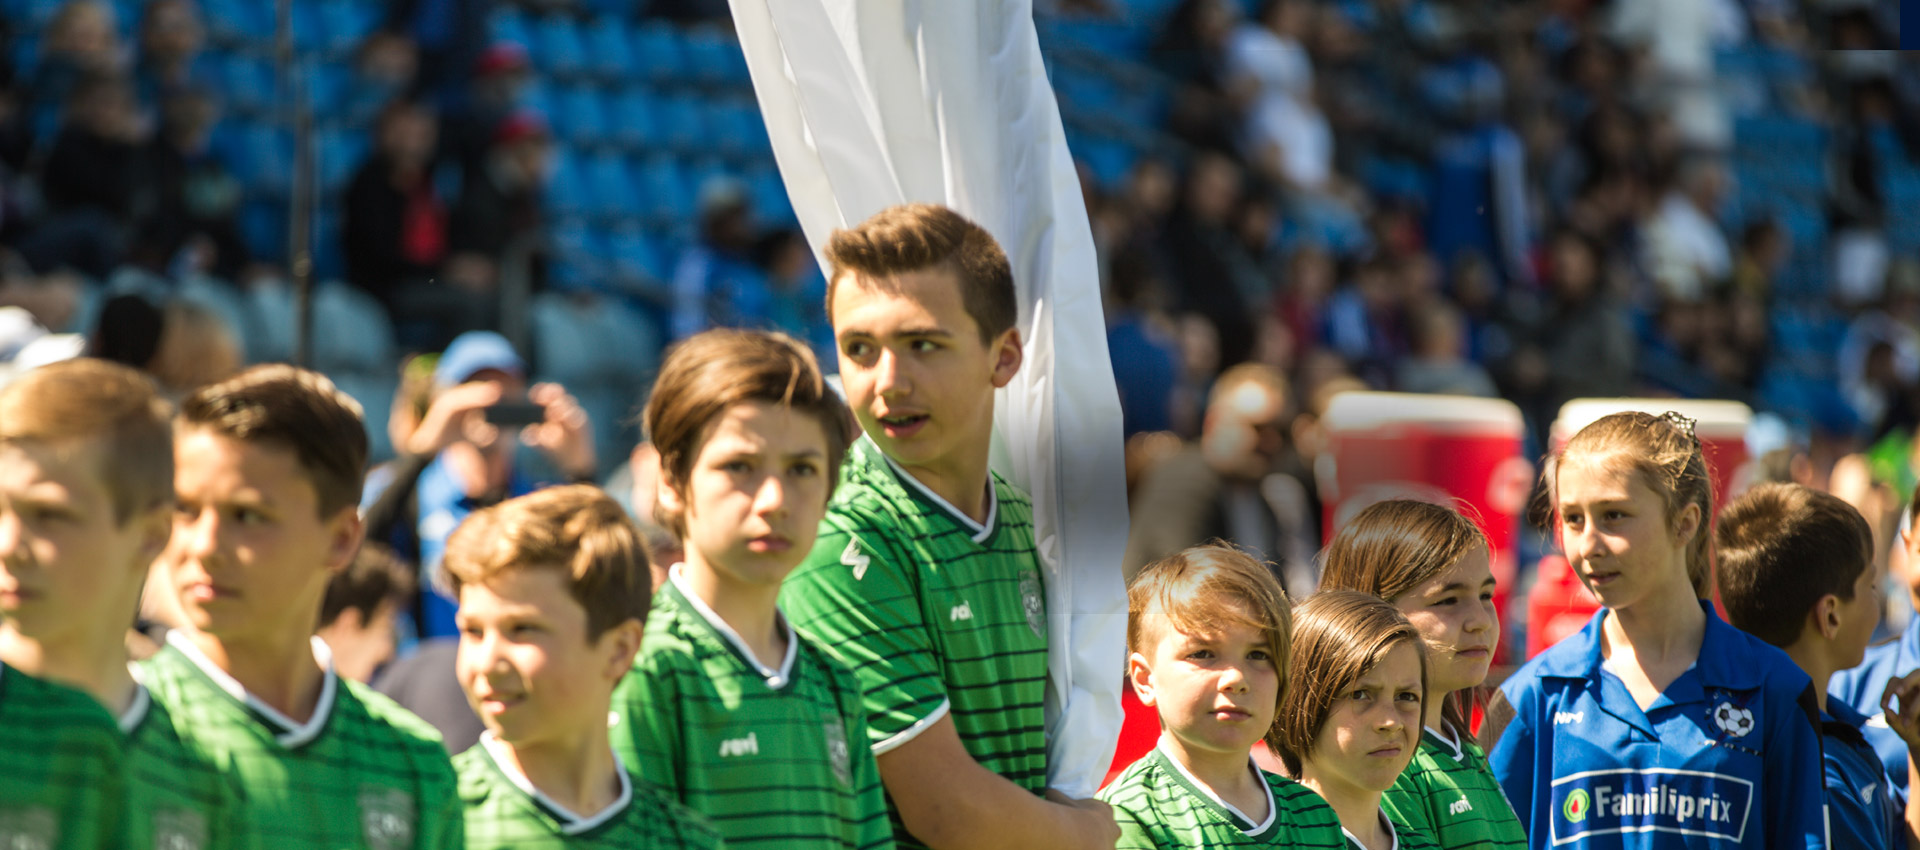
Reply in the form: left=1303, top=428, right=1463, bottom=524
left=167, top=630, right=338, bottom=748
left=869, top=435, right=996, bottom=543
left=1342, top=810, right=1400, bottom=850
left=481, top=732, right=631, bottom=835
left=668, top=564, right=798, bottom=689
left=1155, top=736, right=1276, bottom=834
left=1424, top=724, right=1464, bottom=762
left=119, top=681, right=152, bottom=735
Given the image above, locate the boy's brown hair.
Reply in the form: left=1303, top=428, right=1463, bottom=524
left=825, top=203, right=1018, bottom=343
left=1269, top=590, right=1427, bottom=775
left=1129, top=544, right=1293, bottom=705
left=441, top=485, right=653, bottom=639
left=178, top=364, right=368, bottom=517
left=1545, top=411, right=1714, bottom=595
left=320, top=543, right=419, bottom=629
left=0, top=358, right=174, bottom=521
left=643, top=329, right=853, bottom=538
left=1716, top=482, right=1873, bottom=648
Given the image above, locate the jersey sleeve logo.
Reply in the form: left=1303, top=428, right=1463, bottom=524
left=0, top=805, right=57, bottom=850
left=841, top=540, right=870, bottom=581
left=1019, top=571, right=1046, bottom=638
left=1549, top=768, right=1753, bottom=846
left=358, top=786, right=417, bottom=850
left=1711, top=702, right=1755, bottom=738
left=153, top=808, right=208, bottom=850
left=823, top=717, right=852, bottom=788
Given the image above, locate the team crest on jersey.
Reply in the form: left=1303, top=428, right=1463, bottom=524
left=1712, top=701, right=1755, bottom=738
left=152, top=809, right=208, bottom=850
left=1019, top=572, right=1045, bottom=638
left=0, top=806, right=57, bottom=850
left=824, top=717, right=853, bottom=788
left=358, top=787, right=416, bottom=850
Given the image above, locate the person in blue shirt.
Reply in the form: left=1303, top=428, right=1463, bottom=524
left=1483, top=410, right=1827, bottom=849
left=1831, top=494, right=1920, bottom=797
left=1716, top=482, right=1920, bottom=848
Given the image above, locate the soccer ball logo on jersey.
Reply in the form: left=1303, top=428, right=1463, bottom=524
left=823, top=717, right=853, bottom=788
left=1019, top=572, right=1045, bottom=638
left=358, top=787, right=416, bottom=850
left=0, top=806, right=56, bottom=850
left=1712, top=701, right=1755, bottom=738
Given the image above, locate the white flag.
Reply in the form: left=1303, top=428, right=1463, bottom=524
left=728, top=0, right=1128, bottom=797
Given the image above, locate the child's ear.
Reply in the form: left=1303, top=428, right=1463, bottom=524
left=135, top=501, right=172, bottom=565
left=601, top=618, right=645, bottom=681
left=1815, top=594, right=1844, bottom=640
left=988, top=327, right=1024, bottom=389
left=322, top=507, right=365, bottom=576
left=1127, top=651, right=1156, bottom=707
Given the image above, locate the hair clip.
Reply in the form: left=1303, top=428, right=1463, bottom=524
left=1660, top=410, right=1699, bottom=445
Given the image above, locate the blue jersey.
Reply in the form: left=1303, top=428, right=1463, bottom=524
left=1829, top=617, right=1918, bottom=796
left=1489, top=603, right=1826, bottom=849
left=1823, top=699, right=1903, bottom=850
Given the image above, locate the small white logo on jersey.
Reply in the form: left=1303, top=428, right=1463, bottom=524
left=1449, top=797, right=1473, bottom=816
left=1712, top=702, right=1754, bottom=738
left=950, top=601, right=973, bottom=622
left=1864, top=784, right=1877, bottom=805
left=153, top=809, right=207, bottom=850
left=1554, top=710, right=1584, bottom=726
left=358, top=787, right=415, bottom=850
left=841, top=541, right=869, bottom=581
left=0, top=806, right=56, bottom=850
left=607, top=711, right=620, bottom=728
left=720, top=732, right=760, bottom=757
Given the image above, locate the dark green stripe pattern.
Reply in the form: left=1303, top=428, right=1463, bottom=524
left=455, top=745, right=726, bottom=849
left=1380, top=729, right=1527, bottom=850
left=0, top=664, right=126, bottom=850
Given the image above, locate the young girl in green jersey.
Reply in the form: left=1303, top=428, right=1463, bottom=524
left=1317, top=501, right=1526, bottom=849
left=1100, top=544, right=1350, bottom=849
left=610, top=329, right=891, bottom=850
left=1271, top=591, right=1442, bottom=850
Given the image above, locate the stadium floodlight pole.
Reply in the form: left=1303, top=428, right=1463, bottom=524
left=277, top=0, right=315, bottom=367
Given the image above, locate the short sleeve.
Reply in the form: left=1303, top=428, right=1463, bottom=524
left=782, top=519, right=947, bottom=753
left=1381, top=763, right=1440, bottom=840
left=611, top=645, right=687, bottom=798
left=1767, top=681, right=1829, bottom=849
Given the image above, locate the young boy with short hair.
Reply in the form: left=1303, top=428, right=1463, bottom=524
left=1717, top=482, right=1920, bottom=848
left=1099, top=544, right=1345, bottom=848
left=443, top=484, right=724, bottom=849
left=0, top=358, right=240, bottom=850
left=612, top=329, right=888, bottom=849
left=141, top=364, right=462, bottom=850
left=781, top=203, right=1117, bottom=850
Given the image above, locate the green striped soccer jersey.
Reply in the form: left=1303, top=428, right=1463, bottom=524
left=455, top=735, right=727, bottom=850
left=611, top=569, right=891, bottom=849
left=1341, top=811, right=1444, bottom=850
left=139, top=632, right=463, bottom=850
left=782, top=438, right=1050, bottom=832
left=0, top=663, right=125, bottom=850
left=1380, top=727, right=1525, bottom=850
left=123, top=683, right=253, bottom=850
left=1098, top=744, right=1347, bottom=848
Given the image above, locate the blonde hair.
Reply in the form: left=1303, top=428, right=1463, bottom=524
left=1269, top=591, right=1426, bottom=775
left=441, top=485, right=653, bottom=639
left=1318, top=499, right=1488, bottom=736
left=1129, top=544, right=1293, bottom=708
left=0, top=358, right=173, bottom=521
left=1546, top=411, right=1713, bottom=595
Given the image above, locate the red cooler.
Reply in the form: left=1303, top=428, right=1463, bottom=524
left=1318, top=393, right=1532, bottom=660
left=1525, top=399, right=1754, bottom=658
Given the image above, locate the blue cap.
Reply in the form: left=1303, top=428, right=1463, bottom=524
left=434, top=331, right=525, bottom=387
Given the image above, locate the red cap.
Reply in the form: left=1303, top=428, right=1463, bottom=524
left=493, top=110, right=550, bottom=147
left=475, top=42, right=530, bottom=77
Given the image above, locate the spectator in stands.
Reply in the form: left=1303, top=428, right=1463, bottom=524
left=130, top=85, right=247, bottom=282
left=27, top=72, right=143, bottom=277
left=669, top=177, right=770, bottom=340
left=386, top=0, right=488, bottom=102
left=1537, top=228, right=1636, bottom=401
left=1105, top=249, right=1185, bottom=437
left=1645, top=153, right=1735, bottom=302
left=1323, top=255, right=1405, bottom=383
left=1123, top=363, right=1318, bottom=596
left=1394, top=298, right=1499, bottom=397
left=753, top=228, right=834, bottom=362
left=1162, top=152, right=1265, bottom=370
left=1152, top=0, right=1243, bottom=154
left=133, top=0, right=205, bottom=104
left=24, top=0, right=126, bottom=128
left=439, top=42, right=530, bottom=176
left=1232, top=0, right=1338, bottom=197
left=349, top=30, right=419, bottom=125
left=446, top=110, right=550, bottom=298
left=344, top=97, right=473, bottom=349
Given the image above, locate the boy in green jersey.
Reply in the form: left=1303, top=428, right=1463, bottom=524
left=1100, top=545, right=1347, bottom=849
left=443, top=484, right=724, bottom=850
left=0, top=663, right=125, bottom=850
left=0, top=358, right=245, bottom=850
left=142, top=365, right=462, bottom=850
left=780, top=203, right=1118, bottom=850
left=612, top=329, right=889, bottom=849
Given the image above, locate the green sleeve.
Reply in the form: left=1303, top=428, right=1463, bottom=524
left=1108, top=802, right=1159, bottom=850
left=611, top=645, right=686, bottom=799
left=419, top=746, right=465, bottom=850
left=782, top=521, right=946, bottom=750
left=1381, top=767, right=1440, bottom=840
left=830, top=660, right=896, bottom=850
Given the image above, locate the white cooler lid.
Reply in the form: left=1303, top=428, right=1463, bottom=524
left=1323, top=392, right=1525, bottom=434
left=1551, top=398, right=1752, bottom=443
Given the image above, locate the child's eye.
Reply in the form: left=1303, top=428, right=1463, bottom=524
left=1186, top=649, right=1215, bottom=661
left=1397, top=691, right=1422, bottom=704
left=1248, top=649, right=1270, bottom=662
left=911, top=339, right=939, bottom=353
left=1350, top=689, right=1372, bottom=701
left=844, top=341, right=872, bottom=358
left=1479, top=591, right=1495, bottom=602
left=721, top=460, right=752, bottom=474
left=1604, top=510, right=1627, bottom=520
left=790, top=462, right=820, bottom=478
left=233, top=507, right=268, bottom=525
left=1431, top=595, right=1456, bottom=607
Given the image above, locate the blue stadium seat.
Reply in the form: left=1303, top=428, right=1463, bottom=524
left=747, top=165, right=793, bottom=225
left=553, top=84, right=609, bottom=146
left=489, top=8, right=532, bottom=50
left=533, top=15, right=588, bottom=78
left=175, top=275, right=254, bottom=359
left=304, top=60, right=350, bottom=117
left=316, top=127, right=368, bottom=196
left=634, top=156, right=692, bottom=225
left=219, top=54, right=277, bottom=115
left=543, top=145, right=588, bottom=219
left=583, top=152, right=637, bottom=221
left=607, top=89, right=662, bottom=150
left=241, top=279, right=297, bottom=363
left=657, top=94, right=705, bottom=152
left=329, top=371, right=399, bottom=462
left=585, top=21, right=633, bottom=81
left=311, top=281, right=396, bottom=375
left=680, top=28, right=732, bottom=86
left=627, top=23, right=682, bottom=83
left=605, top=226, right=668, bottom=283
left=530, top=291, right=661, bottom=470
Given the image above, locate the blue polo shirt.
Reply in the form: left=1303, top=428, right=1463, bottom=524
left=1823, top=699, right=1903, bottom=850
left=412, top=454, right=535, bottom=638
left=1830, top=617, right=1919, bottom=795
left=1489, top=602, right=1827, bottom=849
